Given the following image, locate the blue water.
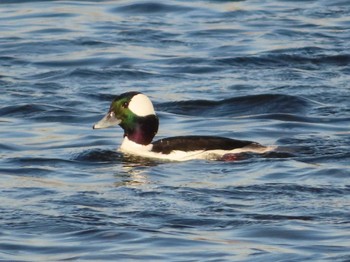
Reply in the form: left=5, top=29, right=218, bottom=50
left=1, top=0, right=350, bottom=261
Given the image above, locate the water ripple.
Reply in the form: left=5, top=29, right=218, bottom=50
left=111, top=2, right=195, bottom=14
left=157, top=94, right=310, bottom=116
left=1, top=0, right=350, bottom=260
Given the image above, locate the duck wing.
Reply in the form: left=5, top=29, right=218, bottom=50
left=151, top=135, right=258, bottom=154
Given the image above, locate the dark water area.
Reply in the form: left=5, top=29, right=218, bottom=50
left=1, top=0, right=350, bottom=261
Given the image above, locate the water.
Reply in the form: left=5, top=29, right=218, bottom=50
left=1, top=0, right=350, bottom=261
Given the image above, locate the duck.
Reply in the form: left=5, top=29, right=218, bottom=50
left=93, top=91, right=273, bottom=161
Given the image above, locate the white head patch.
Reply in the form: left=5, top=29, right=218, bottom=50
left=128, top=93, right=156, bottom=117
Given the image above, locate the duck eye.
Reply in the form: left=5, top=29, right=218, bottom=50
left=122, top=102, right=129, bottom=108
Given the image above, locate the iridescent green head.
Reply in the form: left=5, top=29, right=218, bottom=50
left=93, top=92, right=159, bottom=145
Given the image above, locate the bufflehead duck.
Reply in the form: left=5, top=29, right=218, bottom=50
left=93, top=92, right=272, bottom=161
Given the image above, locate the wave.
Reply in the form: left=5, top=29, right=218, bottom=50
left=73, top=148, right=123, bottom=163
left=157, top=94, right=310, bottom=117
left=216, top=51, right=350, bottom=69
left=0, top=103, right=83, bottom=123
left=110, top=2, right=195, bottom=14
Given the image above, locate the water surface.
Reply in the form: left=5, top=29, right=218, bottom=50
left=1, top=0, right=350, bottom=261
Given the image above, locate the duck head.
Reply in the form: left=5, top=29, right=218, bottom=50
left=93, top=92, right=159, bottom=145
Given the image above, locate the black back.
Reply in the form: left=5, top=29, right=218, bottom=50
left=151, top=136, right=258, bottom=154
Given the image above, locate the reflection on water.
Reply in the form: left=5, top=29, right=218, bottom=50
left=114, top=166, right=150, bottom=187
